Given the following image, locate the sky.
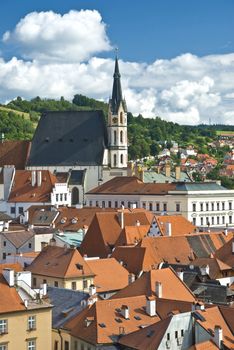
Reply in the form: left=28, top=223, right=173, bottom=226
left=0, top=0, right=233, bottom=125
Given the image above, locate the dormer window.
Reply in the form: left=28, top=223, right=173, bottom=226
left=72, top=217, right=78, bottom=224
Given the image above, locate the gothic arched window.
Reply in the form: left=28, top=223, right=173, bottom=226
left=120, top=130, right=123, bottom=143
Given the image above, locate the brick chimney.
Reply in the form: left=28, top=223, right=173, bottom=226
left=146, top=296, right=156, bottom=316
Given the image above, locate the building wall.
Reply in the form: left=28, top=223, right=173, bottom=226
left=51, top=183, right=71, bottom=206
left=0, top=308, right=52, bottom=350
left=0, top=234, right=35, bottom=262
left=32, top=274, right=93, bottom=292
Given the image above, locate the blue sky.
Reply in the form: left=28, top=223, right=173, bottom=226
left=0, top=0, right=233, bottom=124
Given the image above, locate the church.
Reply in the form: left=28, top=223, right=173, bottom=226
left=26, top=57, right=128, bottom=205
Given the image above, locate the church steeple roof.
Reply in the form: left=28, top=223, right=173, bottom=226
left=110, top=55, right=127, bottom=114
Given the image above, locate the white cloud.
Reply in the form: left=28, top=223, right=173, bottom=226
left=0, top=10, right=234, bottom=125
left=3, top=10, right=111, bottom=62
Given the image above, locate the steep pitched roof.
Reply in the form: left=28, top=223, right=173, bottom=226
left=85, top=258, right=129, bottom=293
left=111, top=267, right=196, bottom=302
left=115, top=225, right=150, bottom=246
left=27, top=110, right=108, bottom=166
left=27, top=245, right=94, bottom=279
left=80, top=210, right=153, bottom=258
left=0, top=273, right=26, bottom=313
left=154, top=215, right=196, bottom=236
left=214, top=238, right=234, bottom=267
left=2, top=230, right=34, bottom=249
left=112, top=246, right=149, bottom=275
left=0, top=140, right=31, bottom=170
left=110, top=57, right=127, bottom=114
left=8, top=170, right=57, bottom=203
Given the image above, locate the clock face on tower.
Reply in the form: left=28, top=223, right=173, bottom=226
left=112, top=117, right=118, bottom=124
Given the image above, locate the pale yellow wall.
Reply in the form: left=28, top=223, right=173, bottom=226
left=0, top=307, right=52, bottom=350
left=32, top=273, right=94, bottom=292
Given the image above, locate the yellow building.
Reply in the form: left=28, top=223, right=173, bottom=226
left=27, top=245, right=95, bottom=292
left=0, top=265, right=52, bottom=350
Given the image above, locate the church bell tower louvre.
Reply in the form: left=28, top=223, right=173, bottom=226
left=108, top=55, right=128, bottom=169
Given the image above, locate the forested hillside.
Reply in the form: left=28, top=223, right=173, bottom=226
left=1, top=94, right=233, bottom=159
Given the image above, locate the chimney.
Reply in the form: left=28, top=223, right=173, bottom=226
left=155, top=281, right=162, bottom=298
left=40, top=283, right=47, bottom=296
left=146, top=296, right=156, bottom=316
left=165, top=222, right=172, bottom=236
left=175, top=166, right=181, bottom=180
left=224, top=228, right=228, bottom=236
left=135, top=220, right=140, bottom=227
left=85, top=317, right=94, bottom=327
left=200, top=264, right=210, bottom=276
left=3, top=268, right=15, bottom=287
left=214, top=325, right=223, bottom=348
left=165, top=165, right=171, bottom=178
left=118, top=208, right=124, bottom=229
left=121, top=305, right=130, bottom=319
left=89, top=284, right=96, bottom=296
left=128, top=274, right=135, bottom=285
left=31, top=171, right=36, bottom=186
left=37, top=171, right=42, bottom=187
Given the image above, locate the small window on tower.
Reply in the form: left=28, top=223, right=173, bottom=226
left=120, top=112, right=123, bottom=124
left=120, top=154, right=123, bottom=164
left=120, top=130, right=123, bottom=143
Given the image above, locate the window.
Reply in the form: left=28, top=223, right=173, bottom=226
left=142, top=202, right=146, bottom=209
left=2, top=253, right=6, bottom=260
left=206, top=202, right=209, bottom=211
left=211, top=217, right=214, bottom=225
left=120, top=130, right=123, bottom=143
left=89, top=201, right=92, bottom=207
left=120, top=112, right=123, bottom=124
left=64, top=194, right=67, bottom=201
left=206, top=217, right=209, bottom=225
left=167, top=333, right=170, bottom=341
left=54, top=341, right=59, bottom=350
left=201, top=217, right=204, bottom=226
left=222, top=202, right=225, bottom=210
left=43, top=279, right=47, bottom=284
left=71, top=282, right=77, bottom=290
left=108, top=201, right=112, bottom=208
left=217, top=202, right=220, bottom=211
left=10, top=207, right=15, bottom=214
left=0, top=320, right=7, bottom=334
left=120, top=154, right=123, bottom=164
left=96, top=201, right=99, bottom=207
left=222, top=216, right=225, bottom=225
left=149, top=203, right=153, bottom=211
left=229, top=216, right=232, bottom=224
left=181, top=329, right=184, bottom=337
left=83, top=280, right=88, bottom=289
left=3, top=241, right=6, bottom=247
left=156, top=203, right=160, bottom=212
left=102, top=201, right=105, bottom=208
left=18, top=207, right=24, bottom=214
left=115, top=201, right=118, bottom=208
left=56, top=194, right=59, bottom=202
left=175, top=330, right=178, bottom=339
left=60, top=194, right=63, bottom=201
left=163, top=203, right=167, bottom=212
left=0, top=344, right=8, bottom=350
left=74, top=341, right=78, bottom=350
left=28, top=243, right=32, bottom=249
left=200, top=203, right=203, bottom=212
left=192, top=218, right=196, bottom=225
left=114, top=131, right=117, bottom=145
left=27, top=339, right=36, bottom=350
left=192, top=203, right=196, bottom=212
left=64, top=340, right=69, bottom=350
left=113, top=154, right=117, bottom=167
left=54, top=281, right=58, bottom=287
left=33, top=278, right=36, bottom=287
left=28, top=316, right=36, bottom=330
left=217, top=217, right=220, bottom=225
left=176, top=203, right=180, bottom=212
left=211, top=202, right=214, bottom=211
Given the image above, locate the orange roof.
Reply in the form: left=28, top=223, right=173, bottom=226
left=215, top=238, right=234, bottom=267
left=8, top=170, right=57, bottom=203
left=192, top=257, right=232, bottom=279
left=87, top=176, right=176, bottom=195
left=0, top=140, right=31, bottom=170
left=0, top=263, right=22, bottom=273
left=0, top=273, right=25, bottom=313
left=115, top=225, right=150, bottom=246
left=111, top=267, right=196, bottom=302
left=27, top=245, right=94, bottom=279
left=80, top=210, right=153, bottom=258
left=195, top=306, right=234, bottom=349
left=112, top=246, right=149, bottom=275
left=154, top=215, right=196, bottom=236
left=85, top=258, right=129, bottom=293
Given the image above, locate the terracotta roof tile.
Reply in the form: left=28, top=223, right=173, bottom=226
left=154, top=215, right=196, bottom=236
left=0, top=273, right=26, bottom=313
left=115, top=225, right=150, bottom=246
left=85, top=258, right=129, bottom=293
left=27, top=245, right=94, bottom=279
left=0, top=140, right=31, bottom=170
left=8, top=170, right=57, bottom=203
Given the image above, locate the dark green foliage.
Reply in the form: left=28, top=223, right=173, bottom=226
left=0, top=110, right=34, bottom=140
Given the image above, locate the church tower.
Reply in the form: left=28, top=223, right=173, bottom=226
left=108, top=56, right=128, bottom=168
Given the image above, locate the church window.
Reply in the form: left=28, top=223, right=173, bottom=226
left=120, top=112, right=123, bottom=124
left=71, top=187, right=79, bottom=205
left=114, top=131, right=117, bottom=145
left=120, top=131, right=123, bottom=143
left=114, top=154, right=117, bottom=166
left=120, top=154, right=123, bottom=164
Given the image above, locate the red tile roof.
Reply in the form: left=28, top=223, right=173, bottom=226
left=0, top=273, right=26, bottom=313
left=154, top=215, right=196, bottom=236
left=0, top=140, right=31, bottom=170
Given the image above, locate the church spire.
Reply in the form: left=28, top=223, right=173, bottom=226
left=111, top=54, right=127, bottom=114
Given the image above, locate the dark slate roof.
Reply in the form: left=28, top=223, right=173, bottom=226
left=69, top=170, right=86, bottom=186
left=191, top=282, right=228, bottom=304
left=175, top=182, right=227, bottom=191
left=47, top=286, right=89, bottom=328
left=110, top=57, right=127, bottom=114
left=27, top=111, right=108, bottom=166
left=0, top=212, right=13, bottom=221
